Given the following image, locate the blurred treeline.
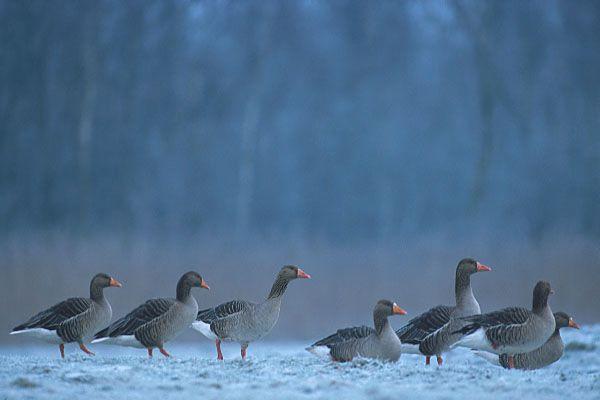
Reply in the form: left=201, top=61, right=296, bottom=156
left=1, top=0, right=598, bottom=241
left=1, top=1, right=600, bottom=338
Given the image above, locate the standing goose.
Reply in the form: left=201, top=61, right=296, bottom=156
left=453, top=280, right=556, bottom=369
left=395, top=258, right=491, bottom=365
left=92, top=271, right=209, bottom=357
left=306, top=300, right=407, bottom=362
left=11, top=273, right=121, bottom=358
left=475, top=311, right=580, bottom=370
left=192, top=265, right=311, bottom=360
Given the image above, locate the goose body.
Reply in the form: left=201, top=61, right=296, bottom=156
left=192, top=265, right=311, bottom=359
left=454, top=281, right=556, bottom=368
left=92, top=271, right=208, bottom=357
left=307, top=300, right=407, bottom=362
left=396, top=258, right=491, bottom=364
left=10, top=273, right=121, bottom=358
left=474, top=311, right=578, bottom=370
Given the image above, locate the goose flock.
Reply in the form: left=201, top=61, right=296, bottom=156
left=10, top=260, right=580, bottom=370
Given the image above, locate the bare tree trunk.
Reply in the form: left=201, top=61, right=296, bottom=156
left=77, top=5, right=99, bottom=231
left=235, top=4, right=274, bottom=239
left=451, top=1, right=496, bottom=209
left=236, top=97, right=261, bottom=238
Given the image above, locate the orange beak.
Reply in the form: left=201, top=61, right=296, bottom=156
left=392, top=303, right=407, bottom=315
left=568, top=318, right=580, bottom=329
left=476, top=262, right=492, bottom=272
left=109, top=278, right=122, bottom=288
left=297, top=268, right=311, bottom=279
left=200, top=279, right=210, bottom=290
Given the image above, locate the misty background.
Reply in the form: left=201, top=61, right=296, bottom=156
left=1, top=0, right=599, bottom=343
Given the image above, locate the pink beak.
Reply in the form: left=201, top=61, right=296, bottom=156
left=568, top=319, right=580, bottom=329
left=476, top=262, right=492, bottom=272
left=297, top=268, right=311, bottom=279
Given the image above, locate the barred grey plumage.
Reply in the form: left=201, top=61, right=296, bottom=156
left=475, top=312, right=579, bottom=370
left=395, top=258, right=491, bottom=365
left=10, top=273, right=120, bottom=358
left=307, top=300, right=406, bottom=362
left=192, top=265, right=311, bottom=360
left=92, top=271, right=208, bottom=357
left=454, top=281, right=556, bottom=368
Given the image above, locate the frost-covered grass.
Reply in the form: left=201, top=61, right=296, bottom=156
left=1, top=326, right=599, bottom=400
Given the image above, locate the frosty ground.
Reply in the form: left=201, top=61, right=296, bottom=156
left=1, top=326, right=598, bottom=400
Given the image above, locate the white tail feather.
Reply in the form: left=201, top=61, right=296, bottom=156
left=454, top=329, right=493, bottom=352
left=400, top=343, right=423, bottom=355
left=10, top=328, right=62, bottom=344
left=473, top=350, right=501, bottom=366
left=91, top=335, right=143, bottom=348
left=306, top=345, right=331, bottom=358
left=191, top=321, right=217, bottom=340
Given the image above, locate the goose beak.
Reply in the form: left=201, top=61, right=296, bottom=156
left=568, top=318, right=580, bottom=329
left=200, top=279, right=210, bottom=290
left=476, top=262, right=492, bottom=272
left=392, top=304, right=407, bottom=315
left=109, top=278, right=123, bottom=288
left=297, top=269, right=311, bottom=279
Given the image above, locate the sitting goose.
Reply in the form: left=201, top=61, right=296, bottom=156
left=453, top=280, right=556, bottom=369
left=395, top=258, right=491, bottom=365
left=92, top=271, right=209, bottom=357
left=192, top=265, right=311, bottom=360
left=11, top=273, right=121, bottom=358
left=474, top=311, right=580, bottom=370
left=306, top=300, right=407, bottom=362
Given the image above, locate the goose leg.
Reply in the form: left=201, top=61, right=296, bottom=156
left=216, top=339, right=223, bottom=360
left=79, top=343, right=95, bottom=356
left=241, top=343, right=248, bottom=360
left=159, top=347, right=171, bottom=358
left=425, top=356, right=431, bottom=365
left=436, top=356, right=443, bottom=366
left=507, top=355, right=515, bottom=369
left=147, top=348, right=153, bottom=358
left=59, top=343, right=65, bottom=359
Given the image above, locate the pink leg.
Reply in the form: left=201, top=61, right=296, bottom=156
left=159, top=347, right=171, bottom=357
left=425, top=356, right=431, bottom=365
left=216, top=339, right=223, bottom=360
left=508, top=355, right=515, bottom=369
left=79, top=343, right=95, bottom=356
left=147, top=348, right=153, bottom=358
left=59, top=343, right=65, bottom=359
left=437, top=356, right=443, bottom=366
left=241, top=343, right=248, bottom=360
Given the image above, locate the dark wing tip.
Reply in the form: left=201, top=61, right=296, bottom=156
left=94, top=327, right=110, bottom=339
left=451, top=323, right=480, bottom=336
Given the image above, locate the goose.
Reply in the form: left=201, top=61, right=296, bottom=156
left=395, top=258, right=491, bottom=365
left=453, top=280, right=556, bottom=369
left=92, top=271, right=208, bottom=357
left=306, top=300, right=407, bottom=362
left=11, top=273, right=121, bottom=358
left=192, top=265, right=310, bottom=360
left=474, top=311, right=579, bottom=370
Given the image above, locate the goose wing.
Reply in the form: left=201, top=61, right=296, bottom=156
left=13, top=298, right=92, bottom=332
left=94, top=298, right=175, bottom=338
left=396, top=305, right=453, bottom=344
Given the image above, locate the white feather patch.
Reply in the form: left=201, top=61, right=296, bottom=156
left=305, top=346, right=331, bottom=358
left=191, top=321, right=217, bottom=340
left=454, top=329, right=493, bottom=352
left=91, top=335, right=143, bottom=348
left=400, top=343, right=422, bottom=355
left=10, top=328, right=63, bottom=344
left=473, top=350, right=501, bottom=366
